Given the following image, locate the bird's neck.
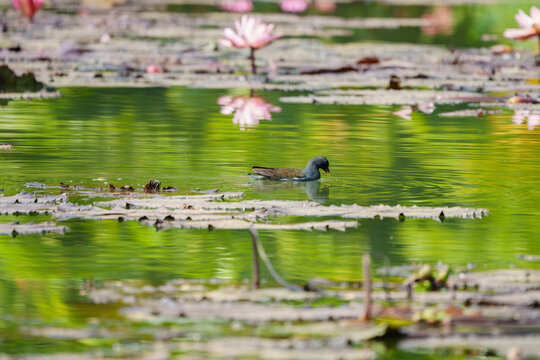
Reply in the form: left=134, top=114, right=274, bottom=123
left=303, top=167, right=321, bottom=181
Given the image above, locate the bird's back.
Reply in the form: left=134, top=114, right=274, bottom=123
left=252, top=166, right=305, bottom=180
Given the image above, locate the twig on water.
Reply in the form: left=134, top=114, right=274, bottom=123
left=248, top=227, right=303, bottom=292
left=249, top=227, right=260, bottom=289
left=361, top=253, right=372, bottom=321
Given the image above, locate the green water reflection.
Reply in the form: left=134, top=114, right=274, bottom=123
left=1, top=86, right=539, bottom=352
left=170, top=1, right=539, bottom=49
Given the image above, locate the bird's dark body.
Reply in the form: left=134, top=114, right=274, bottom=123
left=251, top=167, right=305, bottom=180
left=251, top=156, right=330, bottom=182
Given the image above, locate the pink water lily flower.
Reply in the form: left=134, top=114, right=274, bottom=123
left=504, top=6, right=540, bottom=41
left=220, top=15, right=282, bottom=74
left=280, top=0, right=309, bottom=13
left=218, top=95, right=281, bottom=129
left=219, top=0, right=253, bottom=13
left=220, top=15, right=282, bottom=49
left=12, top=0, right=42, bottom=21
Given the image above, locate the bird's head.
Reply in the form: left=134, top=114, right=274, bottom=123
left=309, top=156, right=330, bottom=174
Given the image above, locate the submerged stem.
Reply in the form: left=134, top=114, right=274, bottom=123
left=249, top=228, right=260, bottom=289
left=536, top=35, right=540, bottom=66
left=249, top=47, right=257, bottom=75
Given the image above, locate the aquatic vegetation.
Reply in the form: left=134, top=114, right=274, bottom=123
left=1, top=2, right=540, bottom=358
left=0, top=221, right=67, bottom=235
left=218, top=94, right=281, bottom=129
left=219, top=0, right=253, bottom=13
left=0, top=184, right=489, bottom=235
left=0, top=64, right=44, bottom=93
left=279, top=0, right=309, bottom=13
left=503, top=6, right=540, bottom=41
left=220, top=15, right=282, bottom=74
left=12, top=0, right=42, bottom=21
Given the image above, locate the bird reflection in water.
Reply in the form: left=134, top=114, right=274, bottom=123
left=217, top=93, right=281, bottom=130
left=249, top=180, right=330, bottom=203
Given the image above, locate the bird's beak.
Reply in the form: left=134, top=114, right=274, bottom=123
left=324, top=168, right=330, bottom=174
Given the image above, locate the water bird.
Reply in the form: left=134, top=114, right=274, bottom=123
left=250, top=156, right=330, bottom=181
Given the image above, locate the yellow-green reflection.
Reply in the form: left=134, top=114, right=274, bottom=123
left=1, top=86, right=540, bottom=347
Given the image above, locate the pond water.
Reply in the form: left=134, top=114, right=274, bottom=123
left=1, top=0, right=540, bottom=356
left=1, top=87, right=539, bottom=290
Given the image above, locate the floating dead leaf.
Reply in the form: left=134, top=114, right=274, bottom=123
left=490, top=44, right=512, bottom=55
left=0, top=221, right=68, bottom=235
left=280, top=89, right=485, bottom=106
left=149, top=219, right=358, bottom=231
left=507, top=96, right=539, bottom=104
left=438, top=109, right=502, bottom=117
left=356, top=57, right=380, bottom=65
left=24, top=182, right=61, bottom=189
left=301, top=65, right=357, bottom=75
left=516, top=254, right=540, bottom=262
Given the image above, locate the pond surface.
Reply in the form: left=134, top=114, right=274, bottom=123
left=1, top=87, right=539, bottom=290
left=2, top=0, right=540, bottom=356
left=4, top=76, right=540, bottom=360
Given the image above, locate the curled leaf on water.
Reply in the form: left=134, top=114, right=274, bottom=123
left=507, top=96, right=539, bottom=104
left=404, top=263, right=451, bottom=292
left=393, top=106, right=412, bottom=120
left=418, top=102, right=435, bottom=114
left=490, top=44, right=512, bottom=55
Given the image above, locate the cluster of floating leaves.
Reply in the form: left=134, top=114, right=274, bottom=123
left=2, top=0, right=538, bottom=131
left=0, top=180, right=489, bottom=235
left=2, top=265, right=538, bottom=359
